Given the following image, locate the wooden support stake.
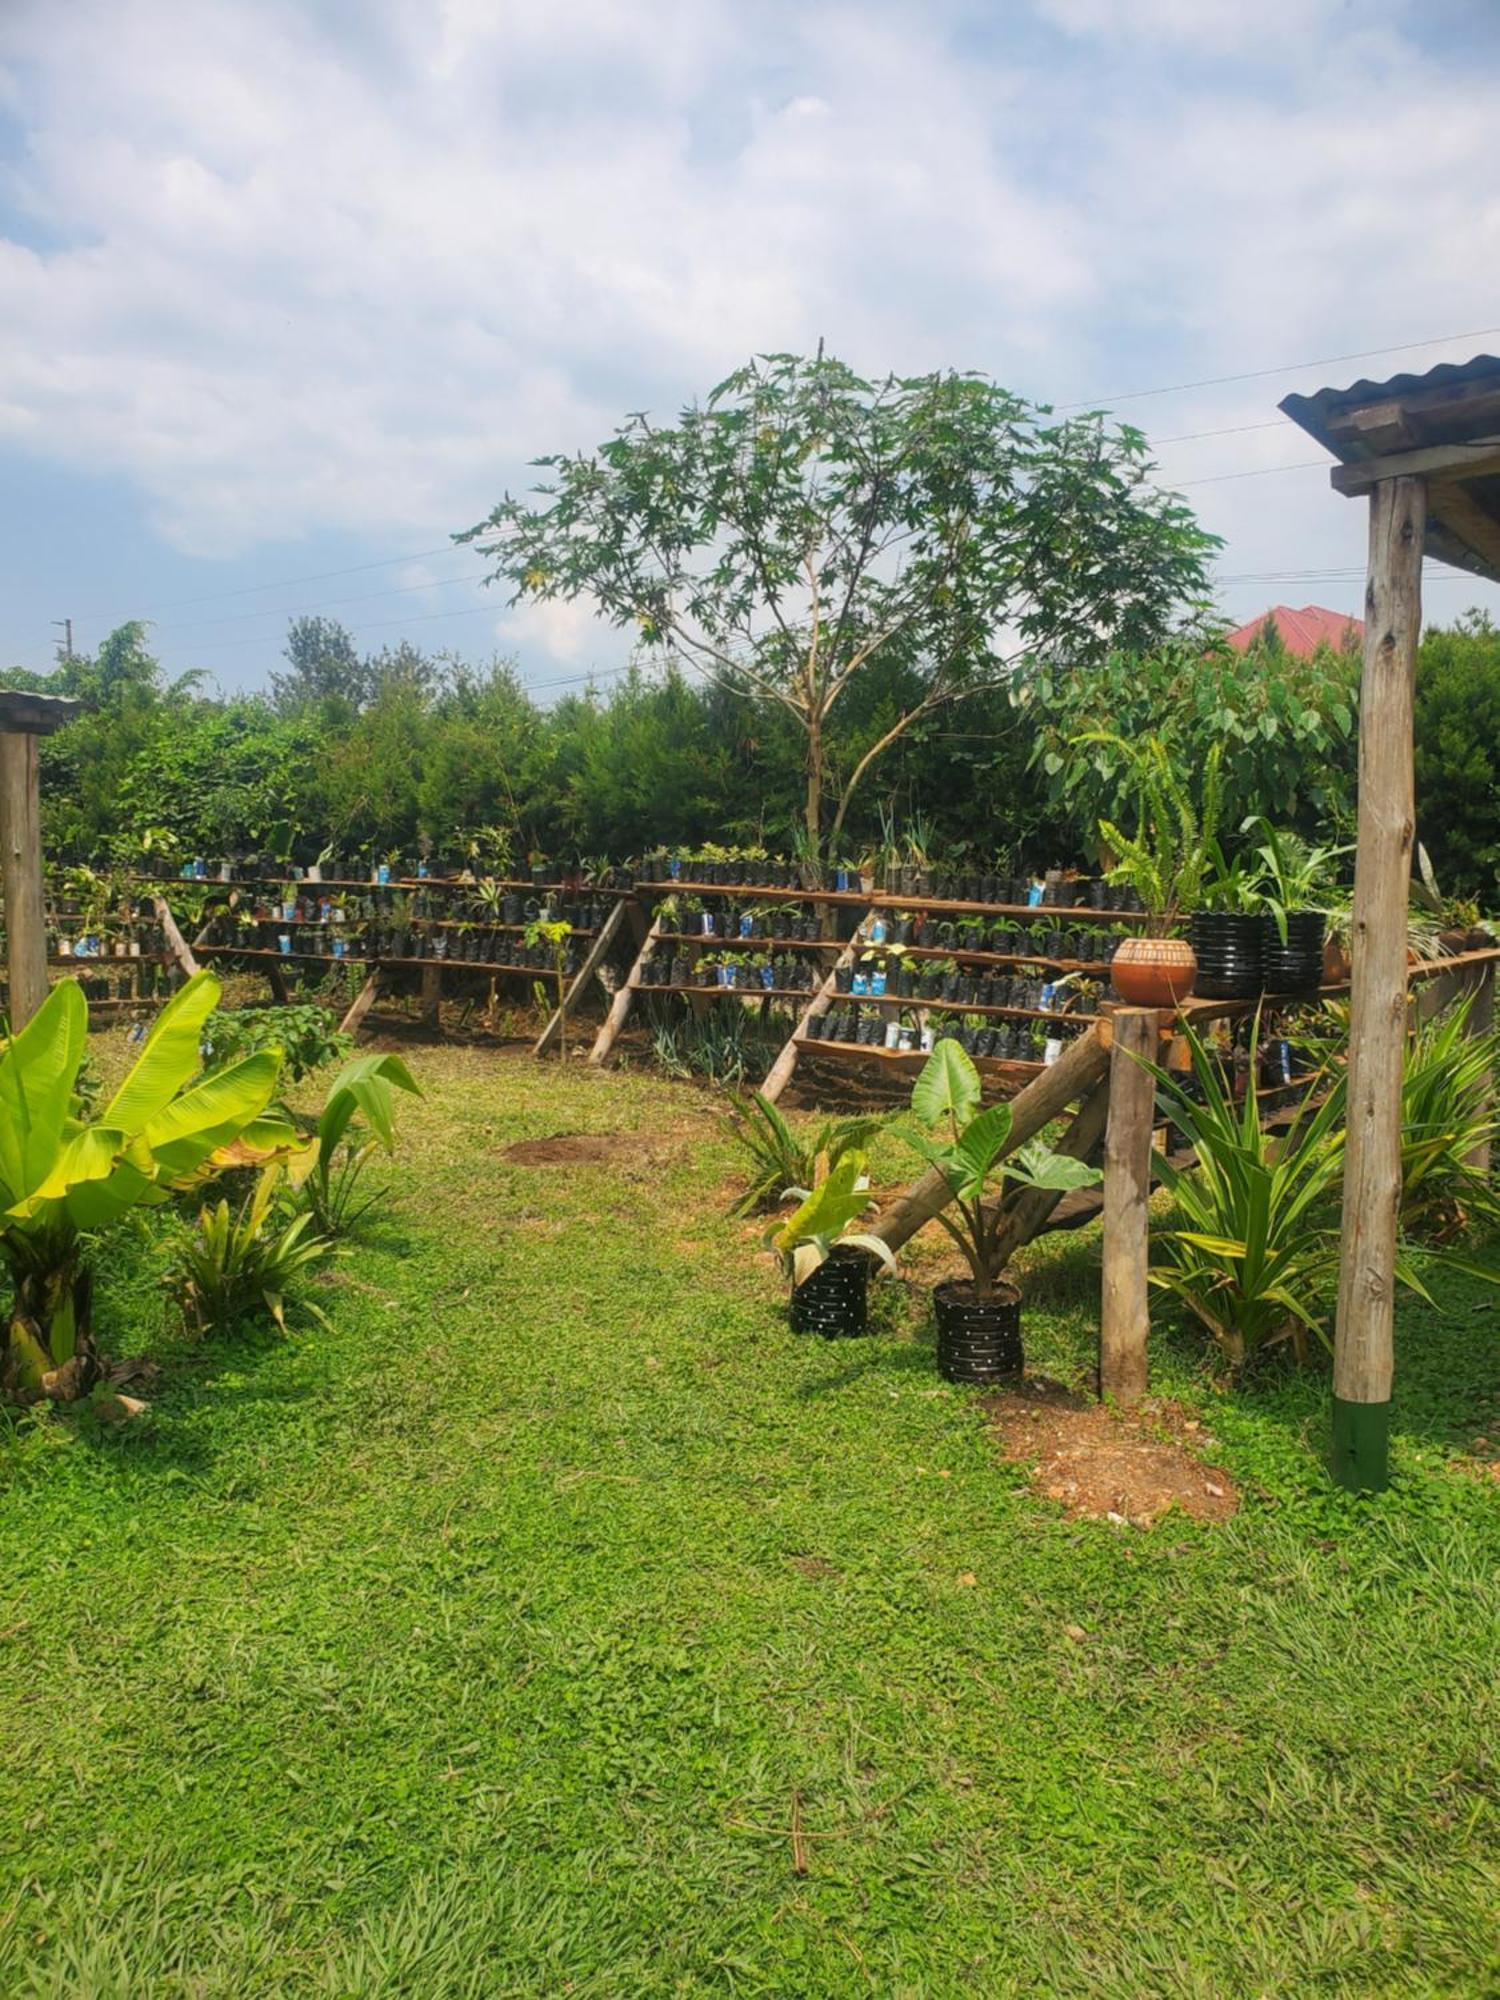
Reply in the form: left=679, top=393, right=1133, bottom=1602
left=1333, top=474, right=1426, bottom=1495
left=152, top=895, right=200, bottom=980
left=758, top=908, right=875, bottom=1104
left=588, top=915, right=662, bottom=1066
left=1464, top=957, right=1495, bottom=1174
left=0, top=732, right=49, bottom=1028
left=339, top=968, right=385, bottom=1038
left=420, top=963, right=443, bottom=1029
left=533, top=898, right=628, bottom=1058
left=870, top=1021, right=1110, bottom=1254
left=1099, top=1008, right=1156, bottom=1406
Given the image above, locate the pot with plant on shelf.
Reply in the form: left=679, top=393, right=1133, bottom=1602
left=763, top=1151, right=897, bottom=1338
left=1242, top=818, right=1351, bottom=996
left=898, top=1040, right=1101, bottom=1383
left=1092, top=733, right=1224, bottom=1009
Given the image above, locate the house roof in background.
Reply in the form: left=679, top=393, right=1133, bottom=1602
left=1225, top=604, right=1363, bottom=657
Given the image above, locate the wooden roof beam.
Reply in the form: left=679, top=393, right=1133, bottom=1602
left=1329, top=436, right=1500, bottom=495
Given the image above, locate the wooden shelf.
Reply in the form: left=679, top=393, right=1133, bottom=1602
left=629, top=981, right=817, bottom=1001
left=637, top=878, right=870, bottom=906
left=826, top=990, right=1096, bottom=1024
left=794, top=1035, right=1046, bottom=1083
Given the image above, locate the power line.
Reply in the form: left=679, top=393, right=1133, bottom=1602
left=1059, top=323, right=1500, bottom=410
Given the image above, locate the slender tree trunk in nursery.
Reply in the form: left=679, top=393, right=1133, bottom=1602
left=1099, top=1007, right=1155, bottom=1405
left=1333, top=474, right=1425, bottom=1495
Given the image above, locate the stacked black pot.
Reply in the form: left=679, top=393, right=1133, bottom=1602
left=789, top=1247, right=871, bottom=1337
left=1261, top=911, right=1325, bottom=994
left=934, top=1281, right=1022, bottom=1384
left=1189, top=913, right=1264, bottom=1000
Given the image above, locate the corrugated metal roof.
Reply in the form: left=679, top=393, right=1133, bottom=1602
left=1280, top=353, right=1500, bottom=462
left=1280, top=354, right=1500, bottom=584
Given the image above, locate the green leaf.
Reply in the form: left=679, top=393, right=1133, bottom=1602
left=911, top=1040, right=980, bottom=1129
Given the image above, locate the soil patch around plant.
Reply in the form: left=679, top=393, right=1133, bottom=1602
left=984, top=1378, right=1239, bottom=1527
left=504, top=1133, right=629, bottom=1166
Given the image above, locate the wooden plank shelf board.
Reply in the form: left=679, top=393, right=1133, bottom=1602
left=628, top=981, right=821, bottom=1001
left=636, top=879, right=872, bottom=906
left=793, top=1034, right=1046, bottom=1084
left=142, top=873, right=638, bottom=896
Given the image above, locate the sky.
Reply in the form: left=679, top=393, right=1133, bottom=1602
left=3, top=0, right=1499, bottom=697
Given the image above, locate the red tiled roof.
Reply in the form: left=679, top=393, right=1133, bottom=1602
left=1226, top=604, right=1363, bottom=657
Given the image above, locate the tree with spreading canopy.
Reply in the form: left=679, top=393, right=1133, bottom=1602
left=458, top=350, right=1218, bottom=875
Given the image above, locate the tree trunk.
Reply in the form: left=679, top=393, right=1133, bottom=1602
left=4, top=1259, right=97, bottom=1401
left=804, top=710, right=824, bottom=888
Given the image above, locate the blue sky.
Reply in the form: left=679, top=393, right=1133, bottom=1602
left=3, top=0, right=1499, bottom=695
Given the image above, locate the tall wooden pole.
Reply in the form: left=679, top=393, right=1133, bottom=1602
left=1099, top=1008, right=1156, bottom=1405
left=0, top=731, right=50, bottom=1028
left=1332, top=475, right=1426, bottom=1493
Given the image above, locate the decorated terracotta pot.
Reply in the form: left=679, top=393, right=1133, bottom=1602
left=1110, top=935, right=1197, bottom=1007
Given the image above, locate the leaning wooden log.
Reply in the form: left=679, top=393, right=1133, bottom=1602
left=588, top=915, right=662, bottom=1065
left=339, top=968, right=385, bottom=1037
left=986, top=1074, right=1111, bottom=1269
left=152, top=894, right=200, bottom=980
left=534, top=898, right=627, bottom=1058
left=868, top=1020, right=1110, bottom=1254
left=758, top=908, right=875, bottom=1104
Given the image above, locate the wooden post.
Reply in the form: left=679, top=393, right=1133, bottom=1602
left=869, top=1021, right=1111, bottom=1254
left=420, top=963, right=443, bottom=1030
left=0, top=731, right=49, bottom=1028
left=758, top=908, right=875, bottom=1104
left=589, top=915, right=662, bottom=1065
left=1099, top=1008, right=1156, bottom=1406
left=1332, top=474, right=1426, bottom=1494
left=1464, top=956, right=1495, bottom=1173
left=534, top=898, right=628, bottom=1058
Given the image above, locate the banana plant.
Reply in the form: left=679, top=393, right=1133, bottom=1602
left=762, top=1150, right=896, bottom=1288
left=287, top=1051, right=421, bottom=1236
left=0, top=972, right=298, bottom=1399
left=899, top=1040, right=1101, bottom=1299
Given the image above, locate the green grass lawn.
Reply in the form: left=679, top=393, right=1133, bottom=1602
left=2, top=1042, right=1497, bottom=1998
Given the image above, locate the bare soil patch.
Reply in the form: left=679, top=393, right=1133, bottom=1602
left=504, top=1133, right=628, bottom=1166
left=985, top=1378, right=1239, bottom=1527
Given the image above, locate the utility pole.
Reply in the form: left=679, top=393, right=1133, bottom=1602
left=51, top=618, right=73, bottom=664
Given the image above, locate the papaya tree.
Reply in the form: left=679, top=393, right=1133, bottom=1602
left=460, top=350, right=1216, bottom=876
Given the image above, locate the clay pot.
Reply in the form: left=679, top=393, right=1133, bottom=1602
left=1110, top=935, right=1197, bottom=1007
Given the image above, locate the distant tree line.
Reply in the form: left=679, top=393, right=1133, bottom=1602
left=8, top=604, right=1487, bottom=894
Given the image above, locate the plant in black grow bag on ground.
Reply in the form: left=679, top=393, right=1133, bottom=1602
left=763, top=1151, right=896, bottom=1337
left=899, top=1040, right=1101, bottom=1384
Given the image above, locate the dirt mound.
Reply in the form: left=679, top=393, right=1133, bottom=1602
left=985, top=1380, right=1238, bottom=1527
left=504, top=1134, right=625, bottom=1165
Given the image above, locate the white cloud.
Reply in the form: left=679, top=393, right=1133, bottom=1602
left=0, top=0, right=1497, bottom=663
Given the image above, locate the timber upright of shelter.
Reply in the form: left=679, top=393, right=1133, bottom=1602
left=0, top=689, right=80, bottom=1029
left=1281, top=354, right=1500, bottom=1493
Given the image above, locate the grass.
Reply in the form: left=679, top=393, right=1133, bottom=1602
left=1, top=1040, right=1497, bottom=1997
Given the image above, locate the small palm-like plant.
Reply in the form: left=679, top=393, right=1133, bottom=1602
left=179, top=1166, right=334, bottom=1335
left=1091, top=733, right=1223, bottom=932
left=725, top=1091, right=884, bottom=1218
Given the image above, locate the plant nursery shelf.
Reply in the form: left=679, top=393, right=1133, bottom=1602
left=629, top=981, right=818, bottom=1001
left=827, top=992, right=1094, bottom=1023
left=636, top=879, right=872, bottom=906
left=793, top=1035, right=1045, bottom=1083
left=146, top=873, right=636, bottom=896
left=870, top=894, right=1150, bottom=924
left=653, top=930, right=840, bottom=950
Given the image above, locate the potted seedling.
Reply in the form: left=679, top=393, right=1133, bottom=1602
left=763, top=1151, right=896, bottom=1338
left=1192, top=840, right=1267, bottom=1000
left=1244, top=818, right=1351, bottom=995
left=900, top=1040, right=1101, bottom=1383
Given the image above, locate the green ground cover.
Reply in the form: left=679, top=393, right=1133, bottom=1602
left=1, top=1042, right=1496, bottom=1998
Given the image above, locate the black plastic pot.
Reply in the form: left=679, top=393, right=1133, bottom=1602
left=1190, top=912, right=1265, bottom=999
left=935, top=1279, right=1022, bottom=1383
left=790, top=1246, right=870, bottom=1337
left=1260, top=911, right=1325, bottom=994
